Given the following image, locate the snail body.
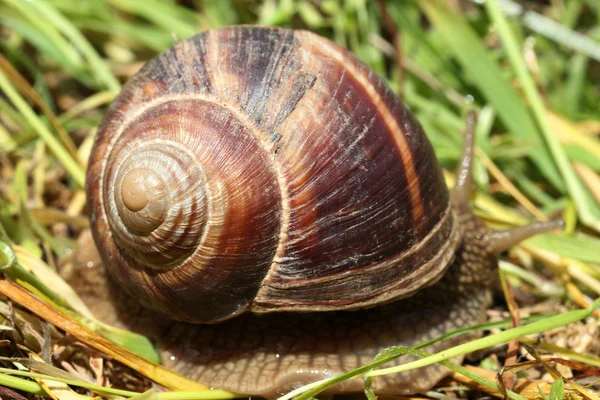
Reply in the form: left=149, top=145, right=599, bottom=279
left=82, top=26, right=558, bottom=396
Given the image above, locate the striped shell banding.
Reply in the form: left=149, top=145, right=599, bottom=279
left=88, top=26, right=458, bottom=323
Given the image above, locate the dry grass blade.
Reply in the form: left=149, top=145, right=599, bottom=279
left=574, top=163, right=600, bottom=204
left=453, top=366, right=582, bottom=400
left=0, top=385, right=29, bottom=400
left=521, top=345, right=600, bottom=400
left=0, top=276, right=211, bottom=392
left=477, top=149, right=548, bottom=221
left=497, top=270, right=521, bottom=394
left=17, top=347, right=83, bottom=400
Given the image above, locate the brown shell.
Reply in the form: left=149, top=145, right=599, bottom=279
left=87, top=26, right=460, bottom=323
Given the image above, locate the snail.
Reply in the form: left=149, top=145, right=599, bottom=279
left=78, top=26, right=560, bottom=396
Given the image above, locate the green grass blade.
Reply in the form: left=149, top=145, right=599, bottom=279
left=108, top=0, right=198, bottom=41
left=74, top=18, right=176, bottom=52
left=525, top=233, right=600, bottom=264
left=485, top=0, right=600, bottom=232
left=498, top=0, right=600, bottom=61
left=0, top=70, right=85, bottom=187
left=1, top=4, right=84, bottom=75
left=564, top=144, right=600, bottom=171
left=420, top=0, right=564, bottom=190
left=26, top=0, right=120, bottom=91
left=561, top=54, right=588, bottom=115
left=365, top=298, right=600, bottom=377
left=549, top=378, right=564, bottom=400
left=0, top=372, right=47, bottom=397
left=288, top=346, right=529, bottom=400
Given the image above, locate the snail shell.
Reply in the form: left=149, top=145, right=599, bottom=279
left=81, top=26, right=563, bottom=396
left=88, top=26, right=460, bottom=323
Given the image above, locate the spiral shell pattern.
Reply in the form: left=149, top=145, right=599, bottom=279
left=108, top=140, right=207, bottom=268
left=87, top=27, right=460, bottom=323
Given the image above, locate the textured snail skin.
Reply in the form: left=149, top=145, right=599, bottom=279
left=79, top=26, right=559, bottom=396
left=73, top=211, right=493, bottom=396
left=87, top=26, right=459, bottom=323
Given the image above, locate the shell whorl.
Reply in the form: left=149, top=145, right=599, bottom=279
left=87, top=26, right=459, bottom=323
left=95, top=97, right=283, bottom=322
left=108, top=139, right=208, bottom=269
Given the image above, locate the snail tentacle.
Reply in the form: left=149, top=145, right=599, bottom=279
left=452, top=110, right=477, bottom=210
left=451, top=110, right=564, bottom=256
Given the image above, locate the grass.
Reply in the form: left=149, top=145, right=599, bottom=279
left=0, top=0, right=599, bottom=399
